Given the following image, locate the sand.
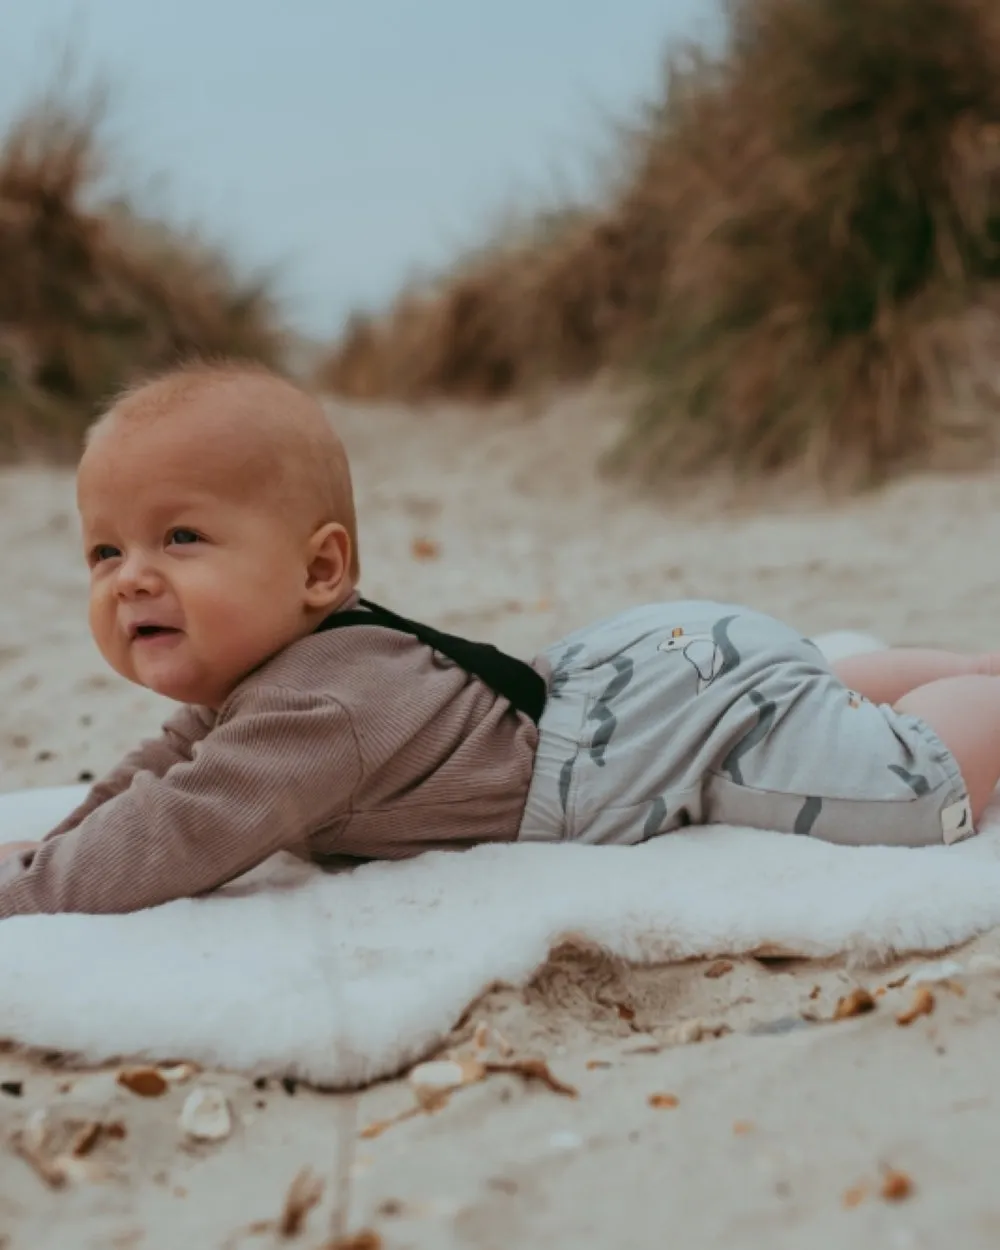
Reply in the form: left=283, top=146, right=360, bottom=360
left=2, top=388, right=1000, bottom=1247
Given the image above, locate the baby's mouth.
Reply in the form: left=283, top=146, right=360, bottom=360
left=129, top=624, right=182, bottom=642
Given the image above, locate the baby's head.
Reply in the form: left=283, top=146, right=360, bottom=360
left=77, top=361, right=359, bottom=708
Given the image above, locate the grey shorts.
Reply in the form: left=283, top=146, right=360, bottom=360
left=518, top=601, right=973, bottom=848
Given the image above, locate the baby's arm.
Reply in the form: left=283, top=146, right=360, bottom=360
left=0, top=688, right=360, bottom=917
left=0, top=708, right=213, bottom=875
left=42, top=704, right=216, bottom=840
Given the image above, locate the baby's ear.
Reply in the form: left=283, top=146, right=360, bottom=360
left=304, top=522, right=352, bottom=608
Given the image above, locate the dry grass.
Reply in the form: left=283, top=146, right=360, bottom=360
left=0, top=89, right=286, bottom=460
left=318, top=0, right=1000, bottom=487
left=626, top=0, right=1000, bottom=486
left=318, top=187, right=668, bottom=405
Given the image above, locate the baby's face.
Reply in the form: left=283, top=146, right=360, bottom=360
left=78, top=416, right=323, bottom=708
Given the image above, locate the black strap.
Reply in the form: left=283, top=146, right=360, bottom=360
left=315, top=597, right=547, bottom=724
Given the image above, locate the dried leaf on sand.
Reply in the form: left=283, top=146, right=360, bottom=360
left=832, top=988, right=876, bottom=1020
left=325, top=1233, right=382, bottom=1250
left=880, top=1167, right=914, bottom=1201
left=10, top=1109, right=123, bottom=1188
left=896, top=987, right=935, bottom=1027
left=410, top=538, right=440, bottom=561
left=278, top=1167, right=325, bottom=1237
left=116, top=1067, right=168, bottom=1098
left=359, top=1054, right=576, bottom=1139
left=483, top=1057, right=578, bottom=1097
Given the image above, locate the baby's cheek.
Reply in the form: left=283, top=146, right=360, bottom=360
left=200, top=600, right=266, bottom=656
left=186, top=576, right=241, bottom=624
left=87, top=594, right=114, bottom=652
left=94, top=628, right=130, bottom=680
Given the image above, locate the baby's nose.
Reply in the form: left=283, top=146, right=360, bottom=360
left=115, top=554, right=162, bottom=597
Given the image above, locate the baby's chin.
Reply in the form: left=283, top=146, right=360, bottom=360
left=111, top=635, right=279, bottom=706
left=129, top=661, right=230, bottom=708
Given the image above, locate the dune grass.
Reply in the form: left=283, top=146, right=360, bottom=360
left=0, top=87, right=287, bottom=460
left=318, top=0, right=1000, bottom=488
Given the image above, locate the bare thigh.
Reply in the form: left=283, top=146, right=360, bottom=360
left=895, top=675, right=1000, bottom=820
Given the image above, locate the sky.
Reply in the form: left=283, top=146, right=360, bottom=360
left=2, top=0, right=716, bottom=337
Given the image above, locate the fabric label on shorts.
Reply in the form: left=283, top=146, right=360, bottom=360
left=941, top=796, right=975, bottom=845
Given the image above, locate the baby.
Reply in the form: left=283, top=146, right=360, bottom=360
left=0, top=360, right=998, bottom=917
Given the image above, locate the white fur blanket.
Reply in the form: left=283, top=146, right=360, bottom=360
left=1, top=629, right=998, bottom=1088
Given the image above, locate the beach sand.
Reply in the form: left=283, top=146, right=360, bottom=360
left=2, top=389, right=1000, bottom=1247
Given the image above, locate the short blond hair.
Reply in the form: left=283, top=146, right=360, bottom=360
left=89, top=360, right=360, bottom=580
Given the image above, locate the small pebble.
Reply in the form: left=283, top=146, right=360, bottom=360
left=665, top=1018, right=729, bottom=1045
left=159, top=1062, right=198, bottom=1084
left=408, top=1060, right=466, bottom=1094
left=179, top=1087, right=232, bottom=1141
left=1, top=1081, right=23, bottom=1097
left=281, top=1077, right=298, bottom=1096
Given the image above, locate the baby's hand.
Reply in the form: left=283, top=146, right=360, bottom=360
left=0, top=841, right=39, bottom=863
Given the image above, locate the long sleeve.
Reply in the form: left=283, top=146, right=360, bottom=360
left=0, top=687, right=361, bottom=917
left=42, top=704, right=215, bottom=840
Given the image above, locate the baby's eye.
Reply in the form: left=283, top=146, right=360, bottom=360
left=168, top=528, right=202, bottom=547
left=89, top=544, right=121, bottom=565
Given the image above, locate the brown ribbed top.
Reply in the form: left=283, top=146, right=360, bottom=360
left=0, top=609, right=539, bottom=916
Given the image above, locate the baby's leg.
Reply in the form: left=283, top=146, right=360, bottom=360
left=832, top=648, right=999, bottom=707
left=895, top=675, right=1000, bottom=821
left=700, top=622, right=992, bottom=845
